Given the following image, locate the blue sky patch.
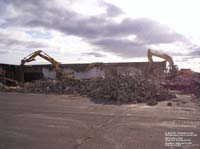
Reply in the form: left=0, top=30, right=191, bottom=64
left=26, top=31, right=52, bottom=39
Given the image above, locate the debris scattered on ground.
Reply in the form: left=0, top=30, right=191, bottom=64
left=167, top=102, right=172, bottom=106
left=0, top=76, right=18, bottom=86
left=0, top=83, right=4, bottom=90
left=191, top=78, right=200, bottom=97
left=161, top=74, right=200, bottom=98
left=0, top=73, right=175, bottom=105
left=146, top=99, right=158, bottom=106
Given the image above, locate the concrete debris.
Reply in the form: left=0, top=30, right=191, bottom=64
left=167, top=102, right=172, bottom=106
left=161, top=75, right=200, bottom=98
left=146, top=99, right=158, bottom=106
left=0, top=76, right=18, bottom=86
left=0, top=83, right=4, bottom=90
left=191, top=79, right=200, bottom=97
left=10, top=73, right=175, bottom=105
left=0, top=83, right=22, bottom=92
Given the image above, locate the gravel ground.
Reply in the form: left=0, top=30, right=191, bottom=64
left=0, top=92, right=199, bottom=149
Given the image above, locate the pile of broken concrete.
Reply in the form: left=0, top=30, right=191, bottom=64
left=161, top=75, right=200, bottom=98
left=12, top=73, right=175, bottom=105
left=190, top=77, right=200, bottom=97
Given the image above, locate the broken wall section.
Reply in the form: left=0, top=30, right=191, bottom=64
left=42, top=62, right=166, bottom=80
left=0, top=64, right=21, bottom=84
left=104, top=61, right=166, bottom=78
left=0, top=61, right=166, bottom=82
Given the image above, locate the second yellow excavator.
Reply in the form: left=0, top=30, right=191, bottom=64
left=147, top=48, right=178, bottom=77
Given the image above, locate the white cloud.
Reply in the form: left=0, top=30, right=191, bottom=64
left=0, top=0, right=200, bottom=72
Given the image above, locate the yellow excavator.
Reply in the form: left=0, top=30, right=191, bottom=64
left=21, top=50, right=60, bottom=69
left=20, top=50, right=72, bottom=79
left=147, top=48, right=178, bottom=77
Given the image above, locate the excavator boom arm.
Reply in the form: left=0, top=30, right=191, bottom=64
left=20, top=50, right=60, bottom=71
left=147, top=48, right=178, bottom=77
left=147, top=49, right=174, bottom=65
left=37, top=53, right=60, bottom=70
left=20, top=50, right=75, bottom=80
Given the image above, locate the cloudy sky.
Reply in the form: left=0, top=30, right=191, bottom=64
left=0, top=0, right=200, bottom=71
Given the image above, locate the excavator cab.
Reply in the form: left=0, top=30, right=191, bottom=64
left=147, top=49, right=178, bottom=78
left=167, top=64, right=178, bottom=78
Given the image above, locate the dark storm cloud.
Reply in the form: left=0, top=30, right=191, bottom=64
left=0, top=50, right=8, bottom=54
left=0, top=0, right=190, bottom=57
left=99, top=18, right=187, bottom=44
left=101, top=1, right=123, bottom=17
left=0, top=33, right=47, bottom=49
left=190, top=50, right=200, bottom=56
left=187, top=45, right=200, bottom=57
left=92, top=38, right=146, bottom=57
left=82, top=52, right=105, bottom=57
left=178, top=45, right=200, bottom=60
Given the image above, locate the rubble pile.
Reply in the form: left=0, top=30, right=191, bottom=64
left=85, top=74, right=174, bottom=104
left=0, top=83, right=4, bottom=90
left=191, top=78, right=200, bottom=97
left=21, top=79, right=83, bottom=94
left=161, top=75, right=200, bottom=98
left=16, top=73, right=175, bottom=105
left=162, top=76, right=193, bottom=91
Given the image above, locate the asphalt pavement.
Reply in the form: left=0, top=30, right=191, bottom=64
left=0, top=92, right=199, bottom=149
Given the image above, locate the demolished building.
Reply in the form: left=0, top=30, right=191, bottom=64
left=0, top=61, right=181, bottom=105
left=0, top=61, right=166, bottom=82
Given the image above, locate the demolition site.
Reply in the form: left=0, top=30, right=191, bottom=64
left=0, top=49, right=200, bottom=149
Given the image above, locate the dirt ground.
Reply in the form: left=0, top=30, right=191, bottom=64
left=0, top=92, right=199, bottom=149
